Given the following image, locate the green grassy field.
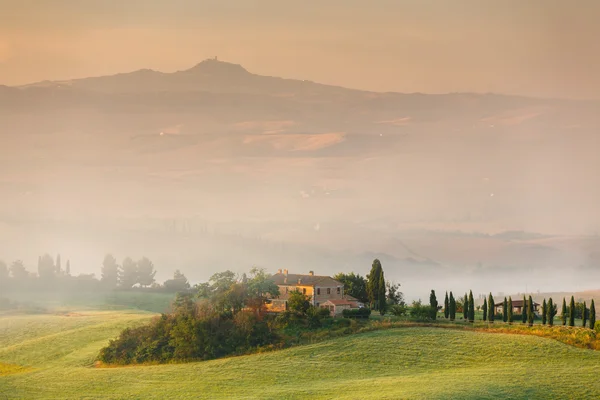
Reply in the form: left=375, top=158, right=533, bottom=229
left=2, top=310, right=600, bottom=399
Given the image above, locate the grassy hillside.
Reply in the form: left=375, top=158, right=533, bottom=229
left=2, top=311, right=600, bottom=399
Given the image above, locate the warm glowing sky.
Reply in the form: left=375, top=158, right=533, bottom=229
left=1, top=0, right=599, bottom=98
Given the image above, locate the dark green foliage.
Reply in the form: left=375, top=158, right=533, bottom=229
left=569, top=296, right=575, bottom=327
left=502, top=297, right=508, bottom=322
left=482, top=298, right=487, bottom=321
left=527, top=296, right=534, bottom=326
left=430, top=290, right=438, bottom=320
left=386, top=281, right=404, bottom=306
left=444, top=292, right=449, bottom=319
left=463, top=293, right=468, bottom=320
left=410, top=300, right=435, bottom=320
left=342, top=308, right=371, bottom=318
left=468, top=291, right=475, bottom=323
left=590, top=300, right=596, bottom=330
left=287, top=290, right=311, bottom=314
left=137, top=257, right=156, bottom=287
left=582, top=301, right=587, bottom=328
left=522, top=296, right=527, bottom=324
left=390, top=304, right=407, bottom=316
left=541, top=299, right=547, bottom=325
left=163, top=270, right=191, bottom=292
left=377, top=269, right=387, bottom=316
left=334, top=272, right=368, bottom=304
left=547, top=298, right=557, bottom=326
left=562, top=298, right=567, bottom=325
left=488, top=293, right=495, bottom=323
left=507, top=297, right=513, bottom=324
left=449, top=292, right=456, bottom=321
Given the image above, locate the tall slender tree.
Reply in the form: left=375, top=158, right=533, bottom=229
left=522, top=295, right=527, bottom=324
left=463, top=293, right=468, bottom=320
left=502, top=297, right=508, bottom=322
left=482, top=297, right=488, bottom=321
left=541, top=299, right=547, bottom=325
left=582, top=301, right=587, bottom=328
left=569, top=296, right=575, bottom=327
left=468, top=291, right=475, bottom=322
left=547, top=298, right=557, bottom=326
left=488, top=293, right=495, bottom=323
left=507, top=297, right=513, bottom=324
left=449, top=292, right=456, bottom=321
left=527, top=295, right=534, bottom=326
left=56, top=254, right=62, bottom=275
left=367, top=259, right=383, bottom=310
left=430, top=290, right=438, bottom=320
left=444, top=292, right=449, bottom=319
left=377, top=269, right=387, bottom=315
left=590, top=299, right=596, bottom=330
left=562, top=297, right=568, bottom=326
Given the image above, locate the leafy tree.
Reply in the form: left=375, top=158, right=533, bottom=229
left=590, top=299, right=596, bottom=330
left=430, top=290, right=438, bottom=320
left=562, top=297, right=567, bottom=325
left=444, top=292, right=449, bottom=319
left=377, top=268, right=387, bottom=315
left=542, top=299, right=547, bottom=325
left=10, top=260, right=29, bottom=281
left=101, top=254, right=120, bottom=288
left=164, top=270, right=191, bottom=292
left=463, top=293, right=469, bottom=320
left=547, top=298, right=557, bottom=326
left=468, top=291, right=475, bottom=323
left=386, top=281, right=404, bottom=306
left=569, top=296, right=575, bottom=327
left=488, top=293, right=495, bottom=323
left=449, top=291, right=456, bottom=321
left=119, top=257, right=138, bottom=288
left=287, top=290, right=311, bottom=314
left=137, top=257, right=156, bottom=287
left=38, top=254, right=55, bottom=280
left=522, top=295, right=527, bottom=324
left=502, top=297, right=508, bottom=322
left=527, top=295, right=534, bottom=326
left=246, top=267, right=280, bottom=314
left=482, top=297, right=487, bottom=321
left=333, top=272, right=368, bottom=303
left=582, top=301, right=587, bottom=328
left=507, top=297, right=513, bottom=324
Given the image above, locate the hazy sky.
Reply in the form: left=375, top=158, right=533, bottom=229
left=1, top=0, right=599, bottom=98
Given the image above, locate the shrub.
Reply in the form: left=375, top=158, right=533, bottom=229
left=409, top=301, right=435, bottom=320
left=342, top=308, right=371, bottom=319
left=390, top=304, right=407, bottom=316
left=595, top=321, right=600, bottom=334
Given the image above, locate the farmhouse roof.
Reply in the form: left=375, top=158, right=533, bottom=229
left=322, top=299, right=356, bottom=306
left=495, top=300, right=539, bottom=307
left=271, top=272, right=342, bottom=287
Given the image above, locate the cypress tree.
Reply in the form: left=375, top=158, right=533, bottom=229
left=378, top=269, right=387, bottom=316
left=502, top=297, right=508, bottom=322
left=488, top=293, right=495, bottom=323
left=541, top=299, right=547, bottom=325
left=527, top=295, right=534, bottom=326
left=522, top=295, right=527, bottom=324
left=367, top=259, right=382, bottom=310
left=463, top=293, right=468, bottom=320
left=468, top=291, right=475, bottom=323
left=582, top=301, right=587, bottom=328
left=590, top=299, right=596, bottom=330
left=430, top=290, right=438, bottom=320
left=507, top=297, right=513, bottom=324
left=569, top=296, right=575, bottom=327
left=449, top=292, right=456, bottom=321
left=547, top=298, right=557, bottom=326
left=562, top=297, right=567, bottom=326
left=444, top=292, right=449, bottom=319
left=482, top=298, right=488, bottom=321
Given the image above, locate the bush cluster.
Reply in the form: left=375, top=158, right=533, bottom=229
left=342, top=308, right=372, bottom=319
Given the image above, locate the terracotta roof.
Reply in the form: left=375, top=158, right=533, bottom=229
left=271, top=273, right=342, bottom=287
left=494, top=300, right=539, bottom=307
left=322, top=299, right=355, bottom=306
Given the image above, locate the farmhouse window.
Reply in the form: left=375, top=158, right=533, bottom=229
left=327, top=288, right=331, bottom=295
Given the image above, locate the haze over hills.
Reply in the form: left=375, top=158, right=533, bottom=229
left=1, top=59, right=599, bottom=298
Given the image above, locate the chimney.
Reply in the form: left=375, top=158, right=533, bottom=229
left=277, top=269, right=282, bottom=274
left=283, top=269, right=288, bottom=276
left=309, top=271, right=314, bottom=276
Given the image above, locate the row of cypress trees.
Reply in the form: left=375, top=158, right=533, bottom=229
left=559, top=296, right=596, bottom=328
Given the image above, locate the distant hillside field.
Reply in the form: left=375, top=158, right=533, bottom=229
left=2, top=311, right=600, bottom=399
